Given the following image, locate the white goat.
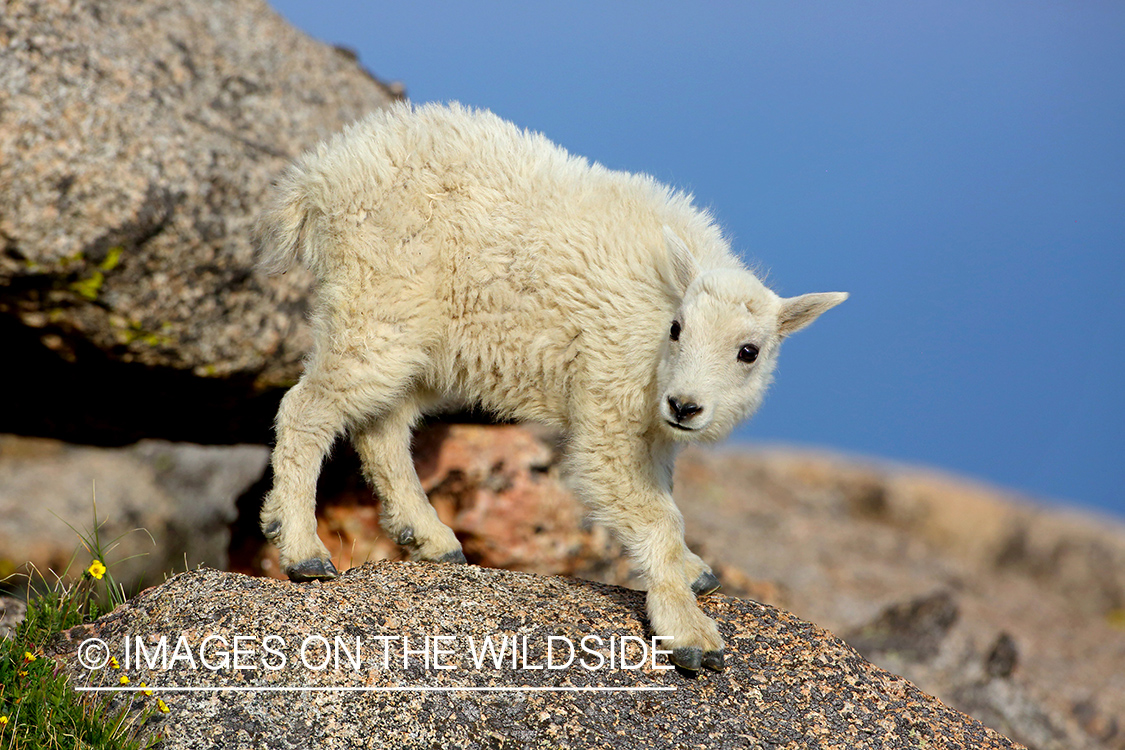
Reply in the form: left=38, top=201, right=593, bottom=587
left=257, top=102, right=846, bottom=672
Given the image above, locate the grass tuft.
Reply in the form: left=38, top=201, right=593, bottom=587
left=0, top=494, right=164, bottom=749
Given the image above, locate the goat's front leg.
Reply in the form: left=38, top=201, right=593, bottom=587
left=567, top=438, right=724, bottom=672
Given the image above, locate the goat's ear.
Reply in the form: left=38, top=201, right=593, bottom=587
left=663, top=225, right=699, bottom=295
left=778, top=292, right=848, bottom=336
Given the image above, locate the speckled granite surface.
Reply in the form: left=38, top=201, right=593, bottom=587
left=0, top=0, right=396, bottom=442
left=51, top=564, right=1023, bottom=749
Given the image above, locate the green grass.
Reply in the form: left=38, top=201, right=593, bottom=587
left=0, top=502, right=164, bottom=749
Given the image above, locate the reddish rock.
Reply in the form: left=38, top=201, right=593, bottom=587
left=415, top=423, right=616, bottom=576
left=240, top=423, right=635, bottom=588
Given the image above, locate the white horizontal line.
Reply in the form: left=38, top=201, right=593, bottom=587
left=76, top=685, right=675, bottom=693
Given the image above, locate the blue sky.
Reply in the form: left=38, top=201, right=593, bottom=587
left=268, top=1, right=1125, bottom=519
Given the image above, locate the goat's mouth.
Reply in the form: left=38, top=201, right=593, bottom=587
left=665, top=420, right=696, bottom=432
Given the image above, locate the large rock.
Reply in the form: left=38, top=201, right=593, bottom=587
left=50, top=565, right=1022, bottom=749
left=0, top=0, right=399, bottom=444
left=0, top=435, right=268, bottom=587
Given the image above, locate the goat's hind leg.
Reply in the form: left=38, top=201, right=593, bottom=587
left=352, top=401, right=465, bottom=564
left=262, top=353, right=420, bottom=581
left=260, top=376, right=353, bottom=581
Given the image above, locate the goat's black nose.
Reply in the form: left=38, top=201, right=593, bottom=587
left=668, top=396, right=703, bottom=421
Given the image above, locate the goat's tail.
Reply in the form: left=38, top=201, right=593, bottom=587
left=254, top=162, right=322, bottom=277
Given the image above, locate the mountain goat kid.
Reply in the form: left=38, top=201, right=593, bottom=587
left=257, top=102, right=846, bottom=672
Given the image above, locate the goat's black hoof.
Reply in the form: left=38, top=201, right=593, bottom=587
left=691, top=571, right=722, bottom=596
left=263, top=521, right=281, bottom=540
left=671, top=647, right=703, bottom=672
left=435, top=549, right=468, bottom=564
left=701, top=649, right=725, bottom=672
left=286, top=558, right=338, bottom=582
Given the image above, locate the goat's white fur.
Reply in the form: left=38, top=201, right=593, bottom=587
left=257, top=102, right=846, bottom=670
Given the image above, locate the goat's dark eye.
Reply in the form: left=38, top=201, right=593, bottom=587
left=738, top=344, right=759, bottom=363
left=670, top=320, right=681, bottom=341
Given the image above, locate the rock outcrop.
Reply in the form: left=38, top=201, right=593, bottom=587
left=50, top=565, right=1022, bottom=750
left=0, top=0, right=398, bottom=444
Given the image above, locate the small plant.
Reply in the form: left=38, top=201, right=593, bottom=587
left=0, top=495, right=164, bottom=749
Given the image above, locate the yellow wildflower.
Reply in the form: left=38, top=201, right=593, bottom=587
left=23, top=651, right=36, bottom=662
left=17, top=671, right=26, bottom=678
left=0, top=714, right=8, bottom=726
left=119, top=675, right=130, bottom=685
left=87, top=560, right=107, bottom=580
left=140, top=682, right=153, bottom=696
left=156, top=698, right=170, bottom=714
left=110, top=656, right=120, bottom=669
